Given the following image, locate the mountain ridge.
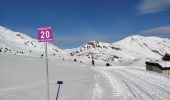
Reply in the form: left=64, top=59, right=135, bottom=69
left=1, top=26, right=170, bottom=63
left=0, top=26, right=60, bottom=57
left=63, top=35, right=170, bottom=63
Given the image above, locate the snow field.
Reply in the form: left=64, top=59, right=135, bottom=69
left=1, top=54, right=170, bottom=100
left=93, top=67, right=170, bottom=100
left=0, top=54, right=96, bottom=100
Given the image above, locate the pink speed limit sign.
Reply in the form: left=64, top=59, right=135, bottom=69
left=38, top=27, right=53, bottom=42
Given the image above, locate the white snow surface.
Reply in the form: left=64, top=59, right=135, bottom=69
left=0, top=54, right=95, bottom=100
left=1, top=26, right=170, bottom=100
left=1, top=54, right=170, bottom=100
left=93, top=67, right=170, bottom=100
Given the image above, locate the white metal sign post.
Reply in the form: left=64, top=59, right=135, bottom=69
left=38, top=27, right=53, bottom=100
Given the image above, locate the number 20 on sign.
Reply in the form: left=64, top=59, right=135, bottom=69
left=38, top=27, right=53, bottom=42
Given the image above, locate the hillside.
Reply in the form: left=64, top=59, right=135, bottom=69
left=0, top=26, right=60, bottom=57
left=1, top=26, right=170, bottom=63
left=63, top=35, right=170, bottom=63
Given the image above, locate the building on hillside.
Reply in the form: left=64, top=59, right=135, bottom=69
left=145, top=53, right=170, bottom=75
left=145, top=61, right=170, bottom=75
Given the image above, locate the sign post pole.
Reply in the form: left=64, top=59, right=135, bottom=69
left=45, top=42, right=50, bottom=100
left=38, top=26, right=53, bottom=100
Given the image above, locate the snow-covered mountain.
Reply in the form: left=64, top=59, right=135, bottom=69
left=62, top=35, right=170, bottom=63
left=0, top=26, right=61, bottom=57
left=1, top=26, right=170, bottom=63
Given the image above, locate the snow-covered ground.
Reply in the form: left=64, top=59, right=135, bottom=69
left=1, top=54, right=170, bottom=100
left=93, top=67, right=170, bottom=100
left=0, top=54, right=95, bottom=100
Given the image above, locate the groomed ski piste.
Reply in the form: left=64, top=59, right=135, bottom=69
left=1, top=54, right=170, bottom=100
left=93, top=67, right=170, bottom=100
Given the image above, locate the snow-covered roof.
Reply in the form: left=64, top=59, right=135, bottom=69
left=146, top=61, right=170, bottom=68
left=159, top=61, right=170, bottom=68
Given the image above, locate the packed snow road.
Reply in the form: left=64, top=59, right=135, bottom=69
left=93, top=67, right=170, bottom=100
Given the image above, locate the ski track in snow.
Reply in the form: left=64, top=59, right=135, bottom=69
left=93, top=67, right=170, bottom=100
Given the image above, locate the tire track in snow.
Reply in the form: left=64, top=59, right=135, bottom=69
left=94, top=67, right=170, bottom=100
left=116, top=69, right=170, bottom=100
left=110, top=72, right=137, bottom=98
left=125, top=68, right=170, bottom=91
left=111, top=70, right=154, bottom=100
left=93, top=68, right=137, bottom=100
left=93, top=69, right=121, bottom=100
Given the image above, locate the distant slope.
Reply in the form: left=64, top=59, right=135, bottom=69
left=115, top=35, right=170, bottom=57
left=62, top=35, right=170, bottom=63
left=1, top=26, right=170, bottom=63
left=0, top=26, right=61, bottom=57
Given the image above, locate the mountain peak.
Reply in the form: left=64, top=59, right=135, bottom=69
left=64, top=35, right=170, bottom=63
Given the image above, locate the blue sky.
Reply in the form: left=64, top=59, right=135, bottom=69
left=0, top=0, right=170, bottom=49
